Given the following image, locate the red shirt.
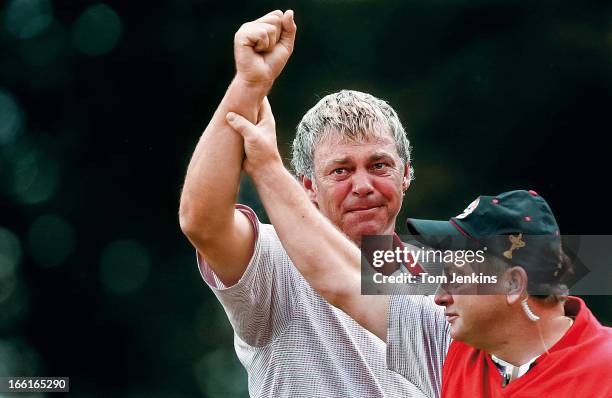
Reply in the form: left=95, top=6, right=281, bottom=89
left=442, top=297, right=612, bottom=398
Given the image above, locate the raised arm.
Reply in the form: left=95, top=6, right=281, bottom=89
left=225, top=100, right=390, bottom=340
left=179, top=10, right=296, bottom=286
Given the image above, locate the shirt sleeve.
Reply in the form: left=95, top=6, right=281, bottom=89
left=196, top=204, right=295, bottom=347
left=386, top=295, right=451, bottom=398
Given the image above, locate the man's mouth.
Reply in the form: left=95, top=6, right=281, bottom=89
left=445, top=313, right=459, bottom=323
left=346, top=205, right=383, bottom=213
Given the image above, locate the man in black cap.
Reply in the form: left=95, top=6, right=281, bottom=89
left=388, top=189, right=612, bottom=398
left=225, top=99, right=612, bottom=397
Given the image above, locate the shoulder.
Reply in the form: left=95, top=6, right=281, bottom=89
left=585, top=324, right=612, bottom=357
left=556, top=317, right=612, bottom=370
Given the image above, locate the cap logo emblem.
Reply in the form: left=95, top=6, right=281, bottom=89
left=503, top=233, right=525, bottom=259
left=456, top=198, right=480, bottom=219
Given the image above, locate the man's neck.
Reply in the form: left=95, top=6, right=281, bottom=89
left=488, top=306, right=571, bottom=366
left=354, top=226, right=397, bottom=248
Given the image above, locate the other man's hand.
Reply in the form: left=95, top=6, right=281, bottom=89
left=234, top=10, right=297, bottom=87
left=226, top=97, right=282, bottom=177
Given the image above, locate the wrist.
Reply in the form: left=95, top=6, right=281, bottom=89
left=231, top=75, right=274, bottom=94
left=224, top=77, right=272, bottom=120
left=250, top=159, right=288, bottom=186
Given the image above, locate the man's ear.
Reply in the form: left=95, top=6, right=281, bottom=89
left=300, top=174, right=319, bottom=206
left=402, top=163, right=410, bottom=192
left=503, top=266, right=529, bottom=305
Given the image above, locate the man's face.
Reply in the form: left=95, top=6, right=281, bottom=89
left=304, top=132, right=408, bottom=246
left=434, top=261, right=507, bottom=348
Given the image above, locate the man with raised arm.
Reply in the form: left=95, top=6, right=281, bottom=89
left=226, top=95, right=612, bottom=397
left=179, top=10, right=429, bottom=398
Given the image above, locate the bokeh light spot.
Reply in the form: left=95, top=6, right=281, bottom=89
left=0, top=337, right=41, bottom=377
left=0, top=275, right=18, bottom=305
left=12, top=151, right=60, bottom=205
left=0, top=90, right=23, bottom=146
left=71, top=4, right=122, bottom=56
left=27, top=214, right=76, bottom=268
left=194, top=348, right=248, bottom=398
left=4, top=0, right=54, bottom=39
left=99, top=240, right=150, bottom=295
left=0, top=278, right=29, bottom=330
left=0, top=227, right=22, bottom=279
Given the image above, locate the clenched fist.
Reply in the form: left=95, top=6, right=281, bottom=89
left=234, top=10, right=297, bottom=86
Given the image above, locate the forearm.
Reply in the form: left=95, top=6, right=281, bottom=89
left=179, top=78, right=270, bottom=237
left=251, top=163, right=362, bottom=303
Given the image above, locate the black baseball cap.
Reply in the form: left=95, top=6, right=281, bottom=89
left=406, top=190, right=564, bottom=290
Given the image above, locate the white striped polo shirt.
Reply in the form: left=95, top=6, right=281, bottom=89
left=387, top=295, right=451, bottom=398
left=197, top=205, right=429, bottom=398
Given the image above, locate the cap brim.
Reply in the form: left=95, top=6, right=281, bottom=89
left=406, top=218, right=472, bottom=250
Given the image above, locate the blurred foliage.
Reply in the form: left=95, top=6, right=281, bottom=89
left=1, top=0, right=611, bottom=396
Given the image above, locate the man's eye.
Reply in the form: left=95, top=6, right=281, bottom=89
left=372, top=163, right=387, bottom=170
left=333, top=168, right=347, bottom=175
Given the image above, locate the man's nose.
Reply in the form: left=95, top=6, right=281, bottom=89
left=434, top=285, right=453, bottom=307
left=351, top=170, right=374, bottom=197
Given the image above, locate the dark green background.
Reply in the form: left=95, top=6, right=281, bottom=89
left=1, top=0, right=611, bottom=396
